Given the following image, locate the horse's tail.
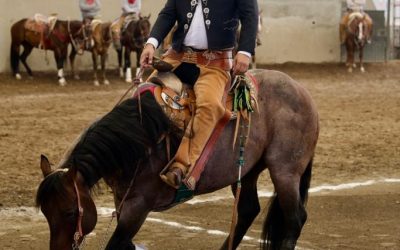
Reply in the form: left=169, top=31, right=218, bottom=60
left=261, top=158, right=313, bottom=249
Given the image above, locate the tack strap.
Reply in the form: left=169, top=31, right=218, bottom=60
left=72, top=179, right=85, bottom=250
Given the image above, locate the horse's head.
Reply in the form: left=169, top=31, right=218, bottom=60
left=68, top=21, right=93, bottom=53
left=101, top=22, right=113, bottom=48
left=36, top=155, right=97, bottom=250
left=132, top=14, right=151, bottom=48
left=348, top=13, right=372, bottom=46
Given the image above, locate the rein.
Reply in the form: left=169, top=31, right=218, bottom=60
left=68, top=20, right=85, bottom=55
left=72, top=178, right=85, bottom=250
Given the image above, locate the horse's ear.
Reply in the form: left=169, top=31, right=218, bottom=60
left=40, top=154, right=52, bottom=177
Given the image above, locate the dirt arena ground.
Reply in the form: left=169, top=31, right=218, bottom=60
left=0, top=62, right=399, bottom=250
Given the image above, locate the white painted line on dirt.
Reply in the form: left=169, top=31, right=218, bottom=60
left=308, top=178, right=400, bottom=193
left=3, top=178, right=399, bottom=219
left=145, top=218, right=308, bottom=249
left=2, top=178, right=399, bottom=219
left=190, top=178, right=400, bottom=204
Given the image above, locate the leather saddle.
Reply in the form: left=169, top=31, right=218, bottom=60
left=138, top=58, right=259, bottom=132
left=25, top=14, right=57, bottom=33
left=25, top=14, right=58, bottom=49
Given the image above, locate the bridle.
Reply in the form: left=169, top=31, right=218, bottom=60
left=72, top=178, right=85, bottom=250
left=68, top=20, right=90, bottom=55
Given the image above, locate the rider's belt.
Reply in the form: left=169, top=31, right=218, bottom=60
left=165, top=47, right=233, bottom=71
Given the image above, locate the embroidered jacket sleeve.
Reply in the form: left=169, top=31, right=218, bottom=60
left=149, top=0, right=177, bottom=46
left=237, top=0, right=259, bottom=55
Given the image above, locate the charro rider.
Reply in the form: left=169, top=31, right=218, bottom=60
left=140, top=0, right=259, bottom=189
left=79, top=0, right=101, bottom=24
left=111, top=0, right=142, bottom=50
left=340, top=0, right=372, bottom=44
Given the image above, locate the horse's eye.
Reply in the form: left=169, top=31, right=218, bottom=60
left=63, top=209, right=77, bottom=219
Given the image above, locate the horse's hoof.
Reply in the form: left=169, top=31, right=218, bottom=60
left=15, top=73, right=22, bottom=80
left=125, top=78, right=132, bottom=83
left=134, top=243, right=148, bottom=250
left=104, top=79, right=110, bottom=85
left=94, top=80, right=100, bottom=86
left=59, top=78, right=67, bottom=86
left=347, top=67, right=353, bottom=73
left=352, top=63, right=357, bottom=68
left=74, top=75, right=80, bottom=80
left=119, top=68, right=124, bottom=78
left=360, top=67, right=365, bottom=73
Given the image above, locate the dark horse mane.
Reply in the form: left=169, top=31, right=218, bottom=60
left=36, top=93, right=181, bottom=207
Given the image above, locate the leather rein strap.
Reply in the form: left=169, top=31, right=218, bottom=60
left=72, top=179, right=84, bottom=250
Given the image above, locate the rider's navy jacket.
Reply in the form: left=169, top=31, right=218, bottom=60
left=150, top=0, right=259, bottom=55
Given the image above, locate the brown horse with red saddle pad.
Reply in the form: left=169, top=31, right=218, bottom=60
left=10, top=16, right=90, bottom=85
left=36, top=67, right=319, bottom=250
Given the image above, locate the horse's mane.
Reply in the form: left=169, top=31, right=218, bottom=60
left=68, top=93, right=180, bottom=184
left=36, top=93, right=181, bottom=207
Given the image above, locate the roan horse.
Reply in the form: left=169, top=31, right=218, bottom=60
left=36, top=68, right=319, bottom=249
left=70, top=20, right=113, bottom=86
left=344, top=12, right=373, bottom=73
left=10, top=17, right=89, bottom=86
left=116, top=15, right=151, bottom=83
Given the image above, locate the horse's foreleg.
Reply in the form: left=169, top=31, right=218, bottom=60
left=136, top=49, right=143, bottom=78
left=92, top=52, right=100, bottom=86
left=346, top=44, right=354, bottom=73
left=124, top=48, right=132, bottom=83
left=101, top=52, right=110, bottom=85
left=54, top=49, right=67, bottom=86
left=69, top=49, right=80, bottom=80
left=10, top=43, right=21, bottom=79
left=359, top=46, right=365, bottom=73
left=220, top=164, right=262, bottom=250
left=20, top=44, right=34, bottom=77
left=117, top=48, right=124, bottom=78
left=105, top=196, right=149, bottom=250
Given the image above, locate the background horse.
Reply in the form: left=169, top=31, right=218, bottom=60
left=36, top=68, right=319, bottom=250
left=10, top=18, right=88, bottom=86
left=116, top=15, right=151, bottom=82
left=344, top=12, right=373, bottom=73
left=70, top=20, right=112, bottom=86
